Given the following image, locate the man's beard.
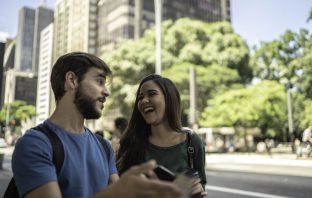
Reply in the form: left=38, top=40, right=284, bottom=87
left=74, top=85, right=101, bottom=119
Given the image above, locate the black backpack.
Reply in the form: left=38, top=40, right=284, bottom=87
left=3, top=123, right=110, bottom=198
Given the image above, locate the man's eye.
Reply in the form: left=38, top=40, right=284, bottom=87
left=97, top=79, right=104, bottom=84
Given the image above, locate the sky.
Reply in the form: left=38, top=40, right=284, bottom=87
left=0, top=0, right=311, bottom=48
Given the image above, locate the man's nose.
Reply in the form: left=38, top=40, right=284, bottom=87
left=102, top=86, right=109, bottom=97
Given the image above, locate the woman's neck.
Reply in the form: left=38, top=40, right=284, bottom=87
left=149, top=124, right=185, bottom=147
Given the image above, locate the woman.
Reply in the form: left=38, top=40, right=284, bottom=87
left=116, top=74, right=207, bottom=197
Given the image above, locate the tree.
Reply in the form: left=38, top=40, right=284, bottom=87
left=250, top=29, right=312, bottom=139
left=251, top=29, right=311, bottom=90
left=0, top=100, right=35, bottom=135
left=200, top=81, right=287, bottom=140
left=103, top=18, right=251, bottom=118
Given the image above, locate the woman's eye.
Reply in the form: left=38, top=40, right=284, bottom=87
left=149, top=92, right=157, bottom=96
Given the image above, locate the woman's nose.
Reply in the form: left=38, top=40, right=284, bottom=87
left=141, top=96, right=149, bottom=103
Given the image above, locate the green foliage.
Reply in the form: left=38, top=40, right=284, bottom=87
left=298, top=99, right=312, bottom=129
left=199, top=81, right=287, bottom=138
left=251, top=29, right=312, bottom=89
left=102, top=18, right=251, bottom=116
left=0, top=100, right=35, bottom=128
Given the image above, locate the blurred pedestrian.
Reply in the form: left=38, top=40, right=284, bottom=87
left=114, top=117, right=128, bottom=136
left=117, top=74, right=207, bottom=197
left=10, top=52, right=186, bottom=198
left=95, top=130, right=104, bottom=138
left=302, top=126, right=312, bottom=145
left=111, top=117, right=128, bottom=152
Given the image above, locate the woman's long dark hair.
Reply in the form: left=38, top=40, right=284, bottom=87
left=116, top=74, right=182, bottom=174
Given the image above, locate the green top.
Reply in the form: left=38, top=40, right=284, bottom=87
left=146, top=133, right=206, bottom=187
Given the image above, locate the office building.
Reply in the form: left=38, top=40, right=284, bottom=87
left=53, top=0, right=98, bottom=62
left=0, top=42, right=5, bottom=109
left=4, top=70, right=37, bottom=105
left=1, top=39, right=16, bottom=107
left=32, top=6, right=54, bottom=75
left=36, top=23, right=54, bottom=125
left=97, top=0, right=231, bottom=55
left=14, top=7, right=36, bottom=72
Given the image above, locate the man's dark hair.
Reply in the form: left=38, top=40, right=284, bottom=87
left=51, top=52, right=112, bottom=101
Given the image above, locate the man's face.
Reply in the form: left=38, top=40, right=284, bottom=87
left=74, top=67, right=109, bottom=119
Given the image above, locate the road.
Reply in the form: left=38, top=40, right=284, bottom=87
left=205, top=153, right=312, bottom=198
left=205, top=170, right=312, bottom=198
left=1, top=150, right=312, bottom=197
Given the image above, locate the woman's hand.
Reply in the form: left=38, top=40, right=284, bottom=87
left=190, top=178, right=207, bottom=198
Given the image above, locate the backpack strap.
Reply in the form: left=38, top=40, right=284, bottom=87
left=94, top=133, right=110, bottom=162
left=33, top=123, right=64, bottom=174
left=186, top=130, right=195, bottom=169
left=4, top=123, right=64, bottom=198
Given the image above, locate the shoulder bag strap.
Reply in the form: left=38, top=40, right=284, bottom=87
left=186, top=130, right=195, bottom=169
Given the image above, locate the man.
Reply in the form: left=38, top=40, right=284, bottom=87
left=302, top=126, right=312, bottom=145
left=12, top=52, right=186, bottom=198
left=111, top=117, right=128, bottom=152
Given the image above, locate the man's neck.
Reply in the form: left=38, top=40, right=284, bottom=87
left=49, top=100, right=85, bottom=134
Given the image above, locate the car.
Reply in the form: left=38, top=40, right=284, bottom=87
left=0, top=138, right=7, bottom=148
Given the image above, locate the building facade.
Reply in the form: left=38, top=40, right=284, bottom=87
left=36, top=24, right=54, bottom=125
left=4, top=70, right=37, bottom=105
left=14, top=7, right=36, bottom=72
left=53, top=0, right=98, bottom=62
left=97, top=0, right=231, bottom=56
left=32, top=6, right=54, bottom=75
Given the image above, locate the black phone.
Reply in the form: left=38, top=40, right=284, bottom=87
left=154, top=165, right=176, bottom=181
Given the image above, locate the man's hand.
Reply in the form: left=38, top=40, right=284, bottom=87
left=96, top=160, right=187, bottom=198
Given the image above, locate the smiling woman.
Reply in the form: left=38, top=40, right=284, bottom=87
left=117, top=74, right=207, bottom=197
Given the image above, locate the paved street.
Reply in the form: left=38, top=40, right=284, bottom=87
left=1, top=148, right=312, bottom=197
left=206, top=153, right=312, bottom=177
left=205, top=153, right=312, bottom=198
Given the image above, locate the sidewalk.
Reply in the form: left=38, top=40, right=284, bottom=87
left=206, top=153, right=312, bottom=177
left=1, top=147, right=312, bottom=177
left=0, top=146, right=14, bottom=175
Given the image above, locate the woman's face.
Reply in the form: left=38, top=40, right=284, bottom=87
left=137, top=80, right=166, bottom=126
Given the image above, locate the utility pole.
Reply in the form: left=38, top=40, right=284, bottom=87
left=286, top=82, right=294, bottom=148
left=189, top=66, right=197, bottom=130
left=134, top=0, right=142, bottom=40
left=154, top=0, right=162, bottom=74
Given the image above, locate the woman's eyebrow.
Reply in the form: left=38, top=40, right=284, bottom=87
left=147, top=89, right=158, bottom=92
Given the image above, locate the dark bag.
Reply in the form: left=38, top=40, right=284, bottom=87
left=185, top=130, right=195, bottom=169
left=3, top=123, right=110, bottom=198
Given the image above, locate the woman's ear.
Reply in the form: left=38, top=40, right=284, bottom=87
left=64, top=71, right=77, bottom=90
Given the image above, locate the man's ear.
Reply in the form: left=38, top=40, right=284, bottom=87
left=64, top=71, right=77, bottom=90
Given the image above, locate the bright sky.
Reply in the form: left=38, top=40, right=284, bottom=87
left=231, top=0, right=312, bottom=47
left=0, top=0, right=311, bottom=48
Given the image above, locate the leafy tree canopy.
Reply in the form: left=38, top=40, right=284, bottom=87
left=0, top=100, right=35, bottom=127
left=103, top=18, right=251, bottom=116
left=199, top=81, right=287, bottom=138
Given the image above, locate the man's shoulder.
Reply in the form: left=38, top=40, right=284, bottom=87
left=15, top=127, right=52, bottom=151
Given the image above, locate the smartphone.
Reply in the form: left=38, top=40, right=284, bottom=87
left=154, top=165, right=176, bottom=181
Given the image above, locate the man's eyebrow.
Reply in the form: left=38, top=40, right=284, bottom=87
left=97, top=73, right=106, bottom=78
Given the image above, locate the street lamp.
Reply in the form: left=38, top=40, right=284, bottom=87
left=154, top=0, right=162, bottom=74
